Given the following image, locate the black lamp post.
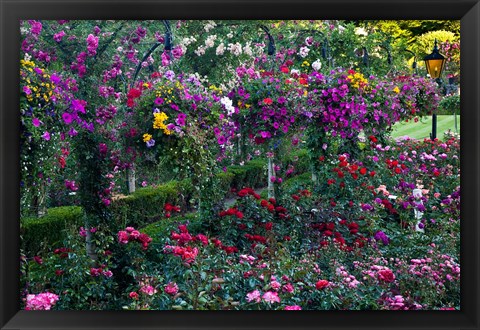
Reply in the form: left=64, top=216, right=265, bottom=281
left=423, top=39, right=446, bottom=140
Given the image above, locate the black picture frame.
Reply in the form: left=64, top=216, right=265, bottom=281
left=1, top=0, right=479, bottom=329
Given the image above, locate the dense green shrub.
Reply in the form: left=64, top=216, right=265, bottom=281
left=282, top=149, right=310, bottom=175
left=438, top=94, right=460, bottom=115
left=141, top=213, right=201, bottom=244
left=282, top=172, right=313, bottom=194
left=225, top=159, right=267, bottom=191
left=21, top=206, right=83, bottom=256
left=110, top=180, right=193, bottom=229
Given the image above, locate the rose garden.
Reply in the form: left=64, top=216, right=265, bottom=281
left=19, top=20, right=460, bottom=310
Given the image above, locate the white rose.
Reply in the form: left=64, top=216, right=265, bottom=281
left=312, top=59, right=322, bottom=71
left=298, top=46, right=310, bottom=58
left=216, top=43, right=225, bottom=55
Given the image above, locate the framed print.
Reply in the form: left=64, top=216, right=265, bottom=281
left=1, top=0, right=479, bottom=329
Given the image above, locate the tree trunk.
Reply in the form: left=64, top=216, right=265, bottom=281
left=127, top=165, right=136, bottom=194
left=267, top=157, right=275, bottom=199
left=85, top=228, right=98, bottom=262
left=36, top=181, right=47, bottom=217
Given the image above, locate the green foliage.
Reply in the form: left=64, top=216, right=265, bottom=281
left=413, top=30, right=457, bottom=58
left=21, top=206, right=83, bottom=256
left=225, top=159, right=267, bottom=191
left=141, top=213, right=201, bottom=244
left=22, top=224, right=119, bottom=310
left=110, top=180, right=192, bottom=229
left=281, top=148, right=310, bottom=175
left=282, top=172, right=313, bottom=194
left=438, top=95, right=460, bottom=115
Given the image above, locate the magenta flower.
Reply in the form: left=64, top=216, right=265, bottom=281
left=62, top=112, right=73, bottom=125
left=86, top=34, right=99, bottom=56
left=79, top=227, right=87, bottom=237
left=164, top=282, right=179, bottom=296
left=246, top=290, right=261, bottom=303
left=32, top=118, right=41, bottom=127
left=217, top=136, right=226, bottom=145
left=53, top=31, right=66, bottom=42
left=23, top=86, right=32, bottom=95
left=41, top=131, right=50, bottom=141
left=25, top=292, right=59, bottom=310
left=140, top=285, right=157, bottom=296
left=284, top=305, right=302, bottom=310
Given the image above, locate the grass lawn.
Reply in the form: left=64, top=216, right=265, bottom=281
left=391, top=115, right=460, bottom=140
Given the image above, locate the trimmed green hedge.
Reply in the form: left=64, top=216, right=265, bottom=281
left=21, top=206, right=83, bottom=256
left=110, top=179, right=195, bottom=229
left=224, top=159, right=267, bottom=191
left=282, top=172, right=313, bottom=193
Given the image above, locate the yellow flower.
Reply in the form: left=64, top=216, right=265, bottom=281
left=301, top=61, right=310, bottom=67
left=393, top=86, right=400, bottom=94
left=303, top=90, right=308, bottom=97
left=143, top=133, right=152, bottom=142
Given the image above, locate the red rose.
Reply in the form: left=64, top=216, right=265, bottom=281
left=359, top=167, right=367, bottom=175
left=315, top=280, right=329, bottom=290
left=377, top=269, right=395, bottom=283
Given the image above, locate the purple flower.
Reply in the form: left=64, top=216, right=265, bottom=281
left=146, top=139, right=155, bottom=147
left=41, top=131, right=50, bottom=141
left=260, top=131, right=270, bottom=139
left=374, top=231, right=390, bottom=246
left=71, top=99, right=86, bottom=113
left=217, top=136, right=226, bottom=145
left=172, top=45, right=184, bottom=59
left=416, top=204, right=426, bottom=212
left=361, top=203, right=373, bottom=211
left=62, top=112, right=73, bottom=125
left=23, top=86, right=32, bottom=95
left=65, top=180, right=78, bottom=191
left=53, top=31, right=66, bottom=42
left=32, top=118, right=41, bottom=127
left=86, top=34, right=99, bottom=56
left=68, top=127, right=78, bottom=137
left=50, top=74, right=61, bottom=84
left=29, top=20, right=42, bottom=36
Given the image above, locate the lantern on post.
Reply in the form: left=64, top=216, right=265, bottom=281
left=423, top=39, right=446, bottom=140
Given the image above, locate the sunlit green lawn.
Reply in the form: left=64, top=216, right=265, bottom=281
left=391, top=115, right=460, bottom=140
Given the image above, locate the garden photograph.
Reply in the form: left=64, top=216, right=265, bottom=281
left=19, top=19, right=461, bottom=311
